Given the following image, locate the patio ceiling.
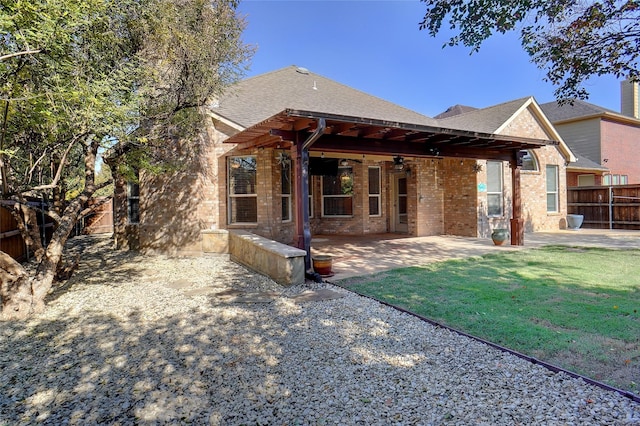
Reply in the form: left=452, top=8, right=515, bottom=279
left=222, top=109, right=558, bottom=162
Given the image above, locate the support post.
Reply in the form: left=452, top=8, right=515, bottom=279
left=510, top=156, right=524, bottom=245
left=294, top=141, right=312, bottom=271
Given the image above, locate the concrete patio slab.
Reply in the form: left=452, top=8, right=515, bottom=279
left=310, top=229, right=640, bottom=281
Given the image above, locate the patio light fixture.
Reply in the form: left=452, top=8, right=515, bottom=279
left=393, top=156, right=404, bottom=170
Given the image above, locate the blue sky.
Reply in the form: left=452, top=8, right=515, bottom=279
left=238, top=0, right=622, bottom=118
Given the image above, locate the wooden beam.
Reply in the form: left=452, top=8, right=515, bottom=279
left=312, top=135, right=517, bottom=161
left=510, top=154, right=525, bottom=245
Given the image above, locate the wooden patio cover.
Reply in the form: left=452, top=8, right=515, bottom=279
left=223, top=109, right=559, bottom=271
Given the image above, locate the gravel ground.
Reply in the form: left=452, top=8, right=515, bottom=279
left=1, top=235, right=639, bottom=425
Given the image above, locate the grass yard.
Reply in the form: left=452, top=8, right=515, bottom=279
left=337, top=246, right=640, bottom=394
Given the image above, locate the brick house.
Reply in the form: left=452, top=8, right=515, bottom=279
left=540, top=80, right=640, bottom=186
left=112, top=66, right=574, bottom=265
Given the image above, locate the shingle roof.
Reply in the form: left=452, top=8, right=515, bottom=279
left=568, top=149, right=609, bottom=172
left=434, top=104, right=478, bottom=119
left=539, top=99, right=618, bottom=122
left=212, top=65, right=437, bottom=128
left=436, top=97, right=532, bottom=133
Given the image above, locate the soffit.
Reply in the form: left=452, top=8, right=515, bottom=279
left=223, top=109, right=557, bottom=162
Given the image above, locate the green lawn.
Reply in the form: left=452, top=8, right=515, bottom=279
left=338, top=246, right=640, bottom=393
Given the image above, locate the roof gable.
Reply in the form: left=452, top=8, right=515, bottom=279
left=437, top=97, right=576, bottom=162
left=436, top=98, right=532, bottom=134
left=212, top=65, right=437, bottom=128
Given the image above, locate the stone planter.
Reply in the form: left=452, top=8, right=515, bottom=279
left=567, top=214, right=584, bottom=230
left=491, top=229, right=509, bottom=246
left=312, top=255, right=333, bottom=276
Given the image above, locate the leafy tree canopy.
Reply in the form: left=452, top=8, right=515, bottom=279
left=419, top=0, right=640, bottom=101
left=0, top=0, right=253, bottom=319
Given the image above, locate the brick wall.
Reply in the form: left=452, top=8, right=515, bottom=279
left=601, top=119, right=640, bottom=184
left=112, top=104, right=569, bottom=254
left=443, top=158, right=478, bottom=236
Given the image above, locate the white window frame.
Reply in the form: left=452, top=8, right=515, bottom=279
left=281, top=159, right=292, bottom=223
left=487, top=161, right=504, bottom=217
left=228, top=156, right=258, bottom=224
left=577, top=174, right=595, bottom=187
left=368, top=166, right=381, bottom=217
left=546, top=165, right=559, bottom=213
left=321, top=166, right=354, bottom=217
left=519, top=150, right=539, bottom=171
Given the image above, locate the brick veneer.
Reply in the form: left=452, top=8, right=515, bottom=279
left=113, top=107, right=569, bottom=254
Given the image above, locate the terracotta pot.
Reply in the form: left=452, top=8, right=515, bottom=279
left=312, top=255, right=333, bottom=276
left=491, top=229, right=509, bottom=246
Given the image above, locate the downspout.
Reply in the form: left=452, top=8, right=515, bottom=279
left=295, top=118, right=326, bottom=276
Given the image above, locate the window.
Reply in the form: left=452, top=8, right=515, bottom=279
left=127, top=182, right=140, bottom=224
left=308, top=176, right=314, bottom=218
left=281, top=159, right=291, bottom=222
left=603, top=174, right=629, bottom=186
left=322, top=167, right=353, bottom=216
left=368, top=166, right=381, bottom=216
left=487, top=161, right=503, bottom=216
left=519, top=150, right=538, bottom=171
left=228, top=156, right=257, bottom=223
left=546, top=165, right=559, bottom=212
left=577, top=174, right=595, bottom=186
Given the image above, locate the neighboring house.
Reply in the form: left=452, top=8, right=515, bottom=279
left=540, top=80, right=640, bottom=186
left=111, top=66, right=574, bottom=263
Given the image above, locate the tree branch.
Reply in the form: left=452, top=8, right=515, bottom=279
left=30, top=135, right=82, bottom=192
left=0, top=49, right=41, bottom=62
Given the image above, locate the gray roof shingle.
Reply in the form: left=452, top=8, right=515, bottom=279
left=436, top=97, right=532, bottom=133
left=539, top=100, right=618, bottom=122
left=434, top=104, right=478, bottom=119
left=213, top=65, right=437, bottom=128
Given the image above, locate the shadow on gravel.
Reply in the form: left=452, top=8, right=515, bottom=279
left=45, top=235, right=146, bottom=305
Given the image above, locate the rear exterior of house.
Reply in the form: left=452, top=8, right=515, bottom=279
left=111, top=66, right=573, bottom=255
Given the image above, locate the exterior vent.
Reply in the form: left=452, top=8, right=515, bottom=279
left=296, top=67, right=310, bottom=75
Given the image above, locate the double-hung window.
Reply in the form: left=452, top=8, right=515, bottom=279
left=228, top=156, right=257, bottom=223
left=281, top=159, right=292, bottom=222
left=127, top=182, right=140, bottom=224
left=322, top=167, right=353, bottom=216
left=368, top=166, right=381, bottom=216
left=308, top=177, right=314, bottom=218
left=546, top=165, right=559, bottom=213
left=487, top=161, right=503, bottom=216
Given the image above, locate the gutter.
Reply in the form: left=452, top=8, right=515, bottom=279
left=297, top=118, right=326, bottom=281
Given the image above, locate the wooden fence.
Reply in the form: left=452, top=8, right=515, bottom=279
left=567, top=185, right=640, bottom=230
left=1, top=197, right=113, bottom=261
left=83, top=198, right=113, bottom=235
left=0, top=207, right=26, bottom=261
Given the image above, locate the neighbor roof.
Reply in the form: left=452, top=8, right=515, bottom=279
left=567, top=149, right=609, bottom=172
left=539, top=99, right=619, bottom=122
left=212, top=65, right=437, bottom=129
left=434, top=104, right=478, bottom=119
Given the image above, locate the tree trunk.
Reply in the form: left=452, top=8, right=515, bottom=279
left=1, top=137, right=99, bottom=320
left=0, top=203, right=80, bottom=320
left=0, top=251, right=31, bottom=320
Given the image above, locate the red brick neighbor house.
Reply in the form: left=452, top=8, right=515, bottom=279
left=112, top=66, right=574, bottom=266
left=540, top=80, right=640, bottom=186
